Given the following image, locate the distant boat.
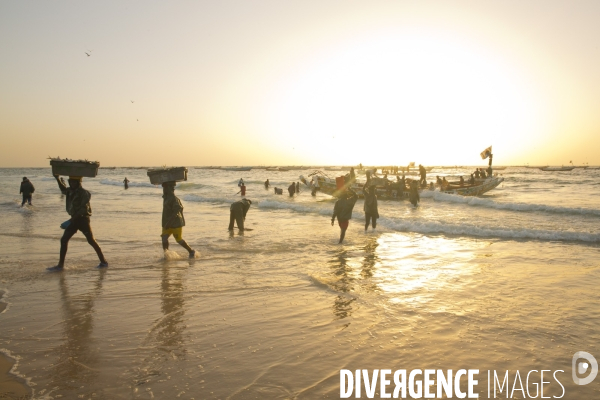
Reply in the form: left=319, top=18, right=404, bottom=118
left=539, top=166, right=575, bottom=171
left=222, top=167, right=252, bottom=171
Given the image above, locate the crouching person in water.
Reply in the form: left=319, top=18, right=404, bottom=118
left=362, top=183, right=379, bottom=231
left=331, top=188, right=358, bottom=244
left=229, top=198, right=252, bottom=231
left=48, top=175, right=108, bottom=271
left=161, top=182, right=196, bottom=258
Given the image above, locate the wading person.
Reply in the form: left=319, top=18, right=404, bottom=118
left=48, top=175, right=108, bottom=271
left=409, top=180, right=420, bottom=207
left=228, top=198, right=252, bottom=231
left=19, top=177, right=35, bottom=206
left=161, top=182, right=196, bottom=258
left=362, top=183, right=379, bottom=231
left=288, top=182, right=295, bottom=197
left=123, top=177, right=130, bottom=189
left=419, top=164, right=427, bottom=186
left=331, top=188, right=358, bottom=244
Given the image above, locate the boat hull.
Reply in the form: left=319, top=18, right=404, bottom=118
left=301, top=171, right=504, bottom=199
left=441, top=176, right=504, bottom=196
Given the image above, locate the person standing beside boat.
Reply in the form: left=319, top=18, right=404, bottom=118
left=331, top=188, right=358, bottom=244
left=288, top=182, right=295, bottom=197
left=398, top=174, right=406, bottom=198
left=409, top=180, right=420, bottom=207
left=486, top=154, right=493, bottom=177
left=362, top=183, right=379, bottom=231
left=419, top=164, right=427, bottom=186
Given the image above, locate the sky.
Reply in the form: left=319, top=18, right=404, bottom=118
left=1, top=1, right=599, bottom=167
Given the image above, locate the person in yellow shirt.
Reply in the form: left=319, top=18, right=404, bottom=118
left=161, top=182, right=196, bottom=258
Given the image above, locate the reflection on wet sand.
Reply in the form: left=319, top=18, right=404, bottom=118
left=131, top=264, right=188, bottom=394
left=157, top=264, right=187, bottom=353
left=360, top=237, right=380, bottom=293
left=0, top=287, right=30, bottom=399
left=328, top=249, right=356, bottom=319
left=47, top=270, right=105, bottom=396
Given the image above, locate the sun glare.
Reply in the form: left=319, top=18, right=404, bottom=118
left=266, top=31, right=539, bottom=166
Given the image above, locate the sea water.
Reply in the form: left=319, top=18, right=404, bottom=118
left=0, top=167, right=598, bottom=399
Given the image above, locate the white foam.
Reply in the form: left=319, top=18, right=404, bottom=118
left=423, top=190, right=600, bottom=216
left=378, top=217, right=600, bottom=243
left=0, top=288, right=9, bottom=314
left=162, top=249, right=198, bottom=260
left=181, top=193, right=599, bottom=243
left=0, top=348, right=32, bottom=395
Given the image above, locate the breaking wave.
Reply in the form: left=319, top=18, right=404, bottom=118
left=421, top=191, right=600, bottom=217
left=378, top=217, right=600, bottom=243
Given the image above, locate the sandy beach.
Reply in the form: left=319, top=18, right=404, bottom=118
left=1, top=167, right=600, bottom=399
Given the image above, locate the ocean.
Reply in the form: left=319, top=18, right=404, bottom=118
left=0, top=166, right=599, bottom=399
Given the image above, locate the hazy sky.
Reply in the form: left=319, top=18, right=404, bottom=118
left=1, top=1, right=599, bottom=167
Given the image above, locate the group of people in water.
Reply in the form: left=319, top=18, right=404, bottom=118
left=20, top=174, right=254, bottom=271
left=18, top=160, right=497, bottom=268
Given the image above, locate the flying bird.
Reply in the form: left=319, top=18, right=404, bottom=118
left=131, top=100, right=134, bottom=103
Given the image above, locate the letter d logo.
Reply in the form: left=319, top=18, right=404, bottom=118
left=572, top=351, right=598, bottom=385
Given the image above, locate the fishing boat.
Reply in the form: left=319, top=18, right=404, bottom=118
left=440, top=176, right=504, bottom=196
left=222, top=166, right=252, bottom=171
left=300, top=170, right=504, bottom=199
left=539, top=166, right=575, bottom=171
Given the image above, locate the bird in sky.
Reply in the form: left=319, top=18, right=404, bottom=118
left=85, top=50, right=93, bottom=57
left=131, top=100, right=134, bottom=103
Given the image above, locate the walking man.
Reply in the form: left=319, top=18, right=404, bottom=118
left=48, top=175, right=108, bottom=271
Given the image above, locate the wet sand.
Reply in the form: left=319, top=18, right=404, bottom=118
left=1, top=169, right=600, bottom=398
left=0, top=351, right=31, bottom=400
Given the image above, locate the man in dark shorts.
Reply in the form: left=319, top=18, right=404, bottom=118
left=19, top=177, right=35, bottom=206
left=228, top=198, right=252, bottom=231
left=331, top=188, right=358, bottom=244
left=48, top=175, right=108, bottom=271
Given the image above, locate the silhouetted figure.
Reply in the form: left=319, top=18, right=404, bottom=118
left=264, top=179, right=270, bottom=189
left=161, top=182, right=196, bottom=258
left=228, top=198, right=252, bottom=231
left=362, top=183, right=379, bottom=231
left=419, top=164, right=427, bottom=185
left=19, top=177, right=35, bottom=206
left=288, top=183, right=295, bottom=197
left=409, top=180, right=420, bottom=207
left=47, top=176, right=107, bottom=271
left=331, top=189, right=358, bottom=244
left=123, top=177, right=130, bottom=189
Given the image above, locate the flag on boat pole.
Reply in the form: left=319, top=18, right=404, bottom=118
left=480, top=146, right=492, bottom=160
